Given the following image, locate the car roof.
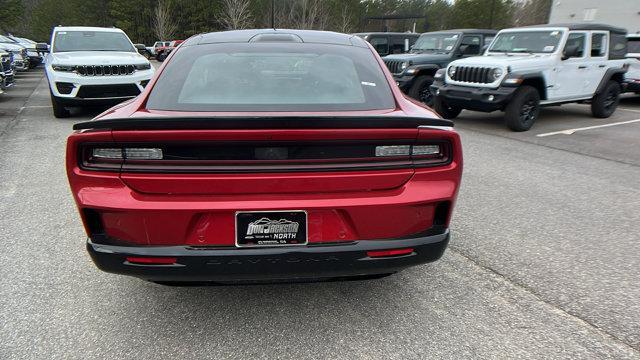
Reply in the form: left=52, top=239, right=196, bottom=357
left=519, top=23, right=627, bottom=34
left=421, top=29, right=498, bottom=35
left=53, top=26, right=125, bottom=33
left=188, top=29, right=369, bottom=48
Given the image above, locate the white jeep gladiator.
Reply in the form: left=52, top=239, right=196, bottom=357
left=430, top=24, right=629, bottom=131
left=39, top=26, right=155, bottom=118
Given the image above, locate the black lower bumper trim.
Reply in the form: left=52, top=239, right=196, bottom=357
left=87, top=230, right=450, bottom=282
left=624, top=80, right=640, bottom=93
left=431, top=82, right=517, bottom=112
left=57, top=96, right=135, bottom=107
left=393, top=75, right=416, bottom=91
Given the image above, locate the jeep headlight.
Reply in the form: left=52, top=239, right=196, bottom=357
left=491, top=68, right=504, bottom=81
left=400, top=62, right=409, bottom=71
left=135, top=63, right=151, bottom=71
left=51, top=64, right=76, bottom=72
left=448, top=66, right=457, bottom=78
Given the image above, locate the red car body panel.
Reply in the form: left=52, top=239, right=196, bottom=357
left=66, top=30, right=463, bottom=282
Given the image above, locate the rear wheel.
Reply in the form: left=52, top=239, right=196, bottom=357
left=50, top=91, right=70, bottom=118
left=591, top=81, right=621, bottom=118
left=433, top=96, right=462, bottom=119
left=408, top=75, right=435, bottom=107
left=504, top=85, right=540, bottom=132
left=156, top=52, right=166, bottom=62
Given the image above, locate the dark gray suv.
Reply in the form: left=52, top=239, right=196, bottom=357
left=383, top=29, right=496, bottom=106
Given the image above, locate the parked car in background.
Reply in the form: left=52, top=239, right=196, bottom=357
left=134, top=43, right=152, bottom=59
left=6, top=35, right=43, bottom=68
left=1, top=49, right=16, bottom=94
left=0, top=35, right=29, bottom=71
left=431, top=24, right=628, bottom=131
left=155, top=40, right=183, bottom=62
left=383, top=29, right=497, bottom=106
left=39, top=26, right=155, bottom=118
left=354, top=32, right=419, bottom=57
left=66, top=29, right=462, bottom=284
left=624, top=34, right=640, bottom=94
left=151, top=41, right=170, bottom=56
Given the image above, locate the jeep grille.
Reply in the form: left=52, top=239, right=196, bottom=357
left=383, top=59, right=404, bottom=74
left=450, top=66, right=494, bottom=84
left=76, top=65, right=136, bottom=76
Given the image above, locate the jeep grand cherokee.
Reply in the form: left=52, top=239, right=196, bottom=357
left=66, top=29, right=463, bottom=283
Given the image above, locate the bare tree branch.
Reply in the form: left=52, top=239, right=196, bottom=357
left=152, top=0, right=177, bottom=40
left=337, top=5, right=353, bottom=33
left=221, top=0, right=253, bottom=30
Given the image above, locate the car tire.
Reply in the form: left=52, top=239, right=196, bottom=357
left=50, top=91, right=70, bottom=118
left=504, top=85, right=540, bottom=132
left=591, top=81, right=621, bottom=118
left=433, top=96, right=462, bottom=119
left=156, top=52, right=166, bottom=62
left=408, top=75, right=435, bottom=107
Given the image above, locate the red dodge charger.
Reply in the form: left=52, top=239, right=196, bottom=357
left=66, top=29, right=463, bottom=283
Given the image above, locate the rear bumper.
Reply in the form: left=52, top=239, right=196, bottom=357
left=431, top=82, right=517, bottom=112
left=87, top=230, right=450, bottom=282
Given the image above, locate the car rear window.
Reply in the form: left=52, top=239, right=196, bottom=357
left=146, top=43, right=395, bottom=112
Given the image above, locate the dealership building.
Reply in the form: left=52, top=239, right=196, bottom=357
left=549, top=0, right=640, bottom=34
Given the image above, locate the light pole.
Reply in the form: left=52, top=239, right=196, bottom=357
left=271, top=0, right=276, bottom=29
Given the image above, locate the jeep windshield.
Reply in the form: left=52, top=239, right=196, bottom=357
left=146, top=43, right=395, bottom=112
left=488, top=31, right=563, bottom=54
left=52, top=31, right=135, bottom=53
left=411, top=33, right=459, bottom=53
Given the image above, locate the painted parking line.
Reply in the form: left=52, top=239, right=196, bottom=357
left=536, top=118, right=640, bottom=137
left=618, top=107, right=640, bottom=114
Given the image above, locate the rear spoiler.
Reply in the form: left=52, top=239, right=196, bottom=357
left=72, top=116, right=454, bottom=131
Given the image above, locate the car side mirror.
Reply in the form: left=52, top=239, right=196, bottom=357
left=35, top=43, right=49, bottom=53
left=562, top=45, right=579, bottom=60
left=456, top=45, right=467, bottom=57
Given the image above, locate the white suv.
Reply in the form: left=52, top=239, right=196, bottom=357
left=41, top=26, right=155, bottom=118
left=624, top=34, right=640, bottom=94
left=431, top=24, right=629, bottom=131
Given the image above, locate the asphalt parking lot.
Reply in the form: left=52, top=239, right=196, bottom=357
left=1, top=66, right=639, bottom=359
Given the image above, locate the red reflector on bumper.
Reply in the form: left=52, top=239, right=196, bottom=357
left=367, top=248, right=414, bottom=258
left=126, top=257, right=177, bottom=265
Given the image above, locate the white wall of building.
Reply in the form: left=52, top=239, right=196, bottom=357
left=549, top=0, right=640, bottom=34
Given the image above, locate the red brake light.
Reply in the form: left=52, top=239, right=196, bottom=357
left=367, top=248, right=414, bottom=258
left=126, top=257, right=177, bottom=265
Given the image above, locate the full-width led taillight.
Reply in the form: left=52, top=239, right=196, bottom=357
left=92, top=148, right=163, bottom=160
left=375, top=144, right=442, bottom=157
left=80, top=142, right=450, bottom=172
